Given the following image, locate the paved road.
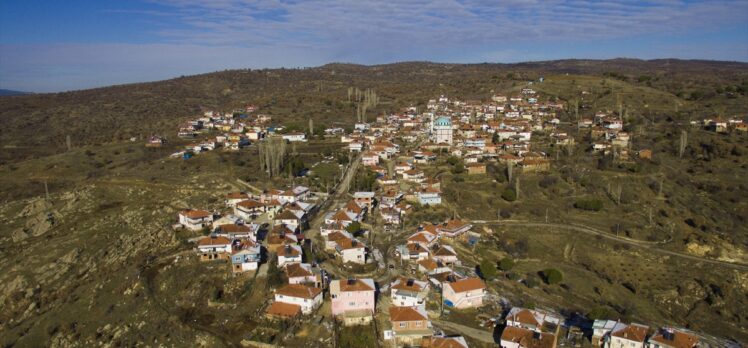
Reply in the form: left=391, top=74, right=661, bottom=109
left=307, top=154, right=361, bottom=240
left=478, top=220, right=748, bottom=271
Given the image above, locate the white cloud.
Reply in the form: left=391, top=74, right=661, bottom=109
left=2, top=0, right=747, bottom=91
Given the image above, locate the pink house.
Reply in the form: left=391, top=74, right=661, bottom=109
left=330, top=278, right=376, bottom=325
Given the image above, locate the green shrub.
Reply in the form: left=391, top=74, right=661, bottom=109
left=479, top=259, right=497, bottom=280
left=541, top=268, right=563, bottom=285
left=345, top=221, right=361, bottom=233
left=574, top=198, right=603, bottom=211
left=498, top=257, right=515, bottom=271
left=501, top=188, right=517, bottom=202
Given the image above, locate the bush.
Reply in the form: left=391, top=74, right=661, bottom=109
left=501, top=188, right=517, bottom=202
left=479, top=259, right=497, bottom=280
left=538, top=175, right=557, bottom=188
left=498, top=257, right=515, bottom=271
left=345, top=221, right=361, bottom=233
left=541, top=268, right=563, bottom=285
left=452, top=162, right=465, bottom=174
left=574, top=198, right=603, bottom=211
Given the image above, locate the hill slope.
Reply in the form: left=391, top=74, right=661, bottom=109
left=0, top=59, right=746, bottom=164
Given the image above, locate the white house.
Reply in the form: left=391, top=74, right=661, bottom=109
left=334, top=237, right=367, bottom=264
left=179, top=209, right=213, bottom=231
left=196, top=235, right=232, bottom=261
left=442, top=277, right=485, bottom=309
left=277, top=244, right=303, bottom=267
left=231, top=242, right=261, bottom=272
left=390, top=277, right=430, bottom=307
left=274, top=284, right=323, bottom=314
left=417, top=189, right=442, bottom=206
left=286, top=263, right=322, bottom=287
left=608, top=323, right=649, bottom=348
left=214, top=223, right=259, bottom=241
left=281, top=132, right=308, bottom=142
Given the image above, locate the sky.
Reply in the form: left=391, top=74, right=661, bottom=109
left=1, top=0, right=747, bottom=93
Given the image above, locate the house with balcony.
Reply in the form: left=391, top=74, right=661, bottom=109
left=214, top=223, right=259, bottom=241
left=235, top=200, right=266, bottom=219
left=196, top=235, right=232, bottom=261
left=390, top=277, right=429, bottom=307
left=179, top=209, right=214, bottom=231
left=231, top=241, right=262, bottom=272
left=272, top=284, right=322, bottom=315
left=277, top=244, right=303, bottom=267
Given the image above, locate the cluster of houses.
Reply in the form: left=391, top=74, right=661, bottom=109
left=497, top=307, right=711, bottom=348
left=691, top=117, right=746, bottom=133
left=382, top=219, right=488, bottom=346
left=338, top=92, right=561, bottom=208
left=577, top=111, right=637, bottom=160
left=178, top=184, right=315, bottom=274
left=172, top=91, right=732, bottom=347
left=169, top=105, right=313, bottom=158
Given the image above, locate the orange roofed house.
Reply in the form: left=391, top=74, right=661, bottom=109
left=501, top=307, right=562, bottom=348
left=442, top=277, right=485, bottom=309
left=330, top=278, right=376, bottom=326
left=271, top=284, right=323, bottom=315
left=389, top=306, right=432, bottom=346
left=196, top=235, right=232, bottom=261
left=179, top=209, right=213, bottom=231
left=646, top=327, right=699, bottom=348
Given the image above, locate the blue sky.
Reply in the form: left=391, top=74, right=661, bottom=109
left=1, top=0, right=747, bottom=92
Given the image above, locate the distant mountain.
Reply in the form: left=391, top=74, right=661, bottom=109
left=0, top=89, right=32, bottom=96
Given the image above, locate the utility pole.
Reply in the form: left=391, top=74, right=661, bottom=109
left=44, top=181, right=50, bottom=201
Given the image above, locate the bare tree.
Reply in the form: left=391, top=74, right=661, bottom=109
left=258, top=136, right=288, bottom=177
left=679, top=130, right=687, bottom=158
left=507, top=162, right=514, bottom=182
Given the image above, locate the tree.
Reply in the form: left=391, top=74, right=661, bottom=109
left=286, top=156, right=306, bottom=177
left=479, top=259, right=497, bottom=280
left=541, top=268, right=563, bottom=285
left=679, top=130, right=687, bottom=159
left=345, top=221, right=361, bottom=233
left=258, top=136, right=287, bottom=177
left=498, top=257, right=515, bottom=271
left=446, top=156, right=460, bottom=166
left=501, top=188, right=517, bottom=202
left=492, top=132, right=500, bottom=145
left=452, top=162, right=465, bottom=174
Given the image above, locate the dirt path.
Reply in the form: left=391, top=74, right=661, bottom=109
left=432, top=319, right=495, bottom=344
left=479, top=220, right=748, bottom=271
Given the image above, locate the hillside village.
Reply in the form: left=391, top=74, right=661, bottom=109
left=164, top=85, right=745, bottom=348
